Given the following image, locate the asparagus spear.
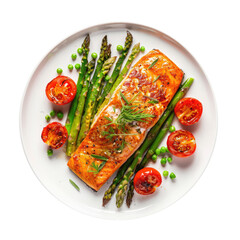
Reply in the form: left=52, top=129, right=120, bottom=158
left=95, top=32, right=133, bottom=114
left=126, top=179, right=134, bottom=208
left=77, top=57, right=117, bottom=144
left=126, top=112, right=175, bottom=207
left=102, top=155, right=134, bottom=207
left=91, top=44, right=112, bottom=120
left=105, top=44, right=112, bottom=60
left=65, top=34, right=90, bottom=134
left=140, top=112, right=174, bottom=169
left=116, top=78, right=194, bottom=208
left=66, top=58, right=96, bottom=156
left=95, top=43, right=141, bottom=116
left=85, top=36, right=108, bottom=108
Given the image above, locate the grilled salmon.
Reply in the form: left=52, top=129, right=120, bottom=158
left=67, top=49, right=184, bottom=191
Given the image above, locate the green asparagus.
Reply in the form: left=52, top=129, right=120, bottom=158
left=102, top=155, right=134, bottom=206
left=65, top=34, right=90, bottom=134
left=91, top=44, right=112, bottom=120
left=66, top=58, right=96, bottom=155
left=95, top=32, right=133, bottom=114
left=96, top=43, right=140, bottom=116
left=85, top=36, right=108, bottom=108
left=77, top=57, right=117, bottom=144
left=126, top=112, right=175, bottom=207
left=116, top=78, right=194, bottom=208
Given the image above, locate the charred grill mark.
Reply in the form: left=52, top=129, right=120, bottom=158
left=138, top=79, right=151, bottom=87
left=149, top=84, right=158, bottom=92
left=123, top=81, right=131, bottom=87
left=150, top=88, right=166, bottom=101
left=128, top=69, right=137, bottom=78
left=129, top=68, right=147, bottom=81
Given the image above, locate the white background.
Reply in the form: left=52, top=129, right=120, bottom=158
left=1, top=0, right=239, bottom=239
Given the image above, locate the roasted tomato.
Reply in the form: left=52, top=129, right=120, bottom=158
left=41, top=122, right=68, bottom=149
left=174, top=98, right=203, bottom=126
left=134, top=167, right=162, bottom=195
left=45, top=76, right=77, bottom=105
left=167, top=130, right=196, bottom=157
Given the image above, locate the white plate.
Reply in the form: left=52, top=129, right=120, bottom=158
left=20, top=23, right=217, bottom=219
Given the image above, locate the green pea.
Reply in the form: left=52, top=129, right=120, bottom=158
left=161, top=157, right=167, bottom=165
left=91, top=52, right=98, bottom=59
left=71, top=53, right=77, bottom=60
left=163, top=171, right=169, bottom=177
left=117, top=45, right=123, bottom=52
left=45, top=115, right=50, bottom=122
left=140, top=46, right=145, bottom=52
left=57, top=111, right=64, bottom=120
left=167, top=157, right=172, bottom=163
left=77, top=48, right=83, bottom=55
left=50, top=110, right=56, bottom=118
left=105, top=75, right=110, bottom=81
left=160, top=146, right=167, bottom=153
left=68, top=64, right=73, bottom=70
left=75, top=63, right=81, bottom=70
left=169, top=125, right=176, bottom=132
left=166, top=148, right=170, bottom=153
left=152, top=154, right=157, bottom=161
left=47, top=148, right=53, bottom=156
left=155, top=148, right=161, bottom=155
left=57, top=68, right=63, bottom=75
left=170, top=172, right=176, bottom=179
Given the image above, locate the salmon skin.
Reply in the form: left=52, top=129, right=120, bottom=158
left=67, top=49, right=184, bottom=191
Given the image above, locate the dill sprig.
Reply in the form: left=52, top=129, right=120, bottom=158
left=115, top=92, right=155, bottom=129
left=148, top=58, right=159, bottom=69
left=88, top=161, right=106, bottom=174
left=153, top=75, right=160, bottom=83
left=101, top=92, right=155, bottom=140
left=69, top=179, right=80, bottom=191
left=144, top=95, right=159, bottom=104
left=91, top=154, right=108, bottom=161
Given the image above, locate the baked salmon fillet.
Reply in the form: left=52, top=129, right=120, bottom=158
left=67, top=49, right=184, bottom=191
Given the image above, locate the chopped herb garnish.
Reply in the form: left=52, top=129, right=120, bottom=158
left=101, top=92, right=155, bottom=140
left=88, top=161, right=106, bottom=174
left=120, top=92, right=129, bottom=104
left=69, top=179, right=80, bottom=191
left=102, top=130, right=138, bottom=140
left=148, top=100, right=158, bottom=104
left=109, top=127, right=115, bottom=133
left=91, top=154, right=108, bottom=161
left=117, top=138, right=127, bottom=153
left=148, top=58, right=159, bottom=69
left=116, top=92, right=155, bottom=129
left=153, top=75, right=161, bottom=83
left=104, top=116, right=113, bottom=122
left=129, top=91, right=141, bottom=103
left=144, top=95, right=159, bottom=104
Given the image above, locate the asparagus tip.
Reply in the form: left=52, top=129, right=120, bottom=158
left=103, top=35, right=107, bottom=41
left=84, top=34, right=90, bottom=45
left=126, top=198, right=132, bottom=208
left=127, top=30, right=132, bottom=36
left=102, top=198, right=110, bottom=207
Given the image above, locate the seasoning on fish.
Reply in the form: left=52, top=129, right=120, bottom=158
left=67, top=49, right=184, bottom=191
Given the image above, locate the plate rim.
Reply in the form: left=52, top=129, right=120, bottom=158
left=19, top=22, right=218, bottom=220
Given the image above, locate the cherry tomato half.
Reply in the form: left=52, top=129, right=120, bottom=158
left=41, top=122, right=68, bottom=149
left=167, top=130, right=196, bottom=157
left=174, top=98, right=203, bottom=126
left=134, top=167, right=162, bottom=195
left=45, top=76, right=77, bottom=105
